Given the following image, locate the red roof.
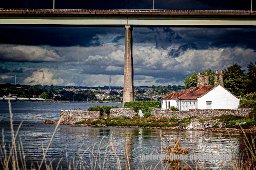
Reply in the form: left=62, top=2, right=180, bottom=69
left=163, top=91, right=184, bottom=100
left=178, top=85, right=214, bottom=100
left=163, top=85, right=214, bottom=100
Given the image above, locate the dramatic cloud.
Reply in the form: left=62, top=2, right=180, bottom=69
left=0, top=75, right=13, bottom=80
left=23, top=69, right=64, bottom=85
left=1, top=27, right=256, bottom=86
left=0, top=44, right=61, bottom=62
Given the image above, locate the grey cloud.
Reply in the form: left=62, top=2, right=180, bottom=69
left=0, top=44, right=62, bottom=62
left=0, top=66, right=10, bottom=73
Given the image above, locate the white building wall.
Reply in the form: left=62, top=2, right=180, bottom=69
left=197, top=85, right=240, bottom=110
left=161, top=100, right=178, bottom=110
left=178, top=100, right=197, bottom=111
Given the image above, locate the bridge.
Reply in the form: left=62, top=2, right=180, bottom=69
left=1, top=9, right=256, bottom=104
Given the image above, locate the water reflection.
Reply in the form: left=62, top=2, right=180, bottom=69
left=0, top=101, right=254, bottom=169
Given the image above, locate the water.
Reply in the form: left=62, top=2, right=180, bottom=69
left=0, top=101, right=253, bottom=169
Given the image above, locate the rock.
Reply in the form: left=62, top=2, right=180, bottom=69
left=60, top=110, right=100, bottom=125
left=110, top=108, right=137, bottom=118
left=44, top=119, right=57, bottom=124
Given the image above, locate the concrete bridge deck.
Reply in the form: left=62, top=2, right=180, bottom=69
left=0, top=9, right=256, bottom=16
left=1, top=9, right=256, bottom=26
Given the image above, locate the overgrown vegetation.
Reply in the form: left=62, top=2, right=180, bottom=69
left=240, top=93, right=256, bottom=108
left=87, top=106, right=119, bottom=116
left=124, top=101, right=161, bottom=115
left=77, top=115, right=181, bottom=127
left=184, top=62, right=256, bottom=97
left=213, top=114, right=256, bottom=129
left=168, top=106, right=179, bottom=111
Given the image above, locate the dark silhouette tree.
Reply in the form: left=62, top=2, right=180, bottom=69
left=247, top=62, right=256, bottom=93
left=223, top=64, right=248, bottom=96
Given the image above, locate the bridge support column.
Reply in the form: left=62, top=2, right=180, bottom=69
left=123, top=25, right=134, bottom=105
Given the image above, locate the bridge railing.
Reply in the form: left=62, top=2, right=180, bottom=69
left=0, top=9, right=255, bottom=15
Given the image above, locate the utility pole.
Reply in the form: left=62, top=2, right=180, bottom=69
left=153, top=0, right=155, bottom=10
left=14, top=75, right=16, bottom=85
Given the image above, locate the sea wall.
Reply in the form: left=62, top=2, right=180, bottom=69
left=60, top=108, right=137, bottom=124
left=151, top=108, right=251, bottom=119
left=110, top=108, right=137, bottom=118
left=60, top=110, right=100, bottom=125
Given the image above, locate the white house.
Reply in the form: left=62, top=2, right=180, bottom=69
left=197, top=85, right=240, bottom=110
left=162, top=71, right=240, bottom=111
left=177, top=85, right=240, bottom=111
left=161, top=91, right=183, bottom=110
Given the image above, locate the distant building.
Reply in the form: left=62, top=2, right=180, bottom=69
left=162, top=71, right=240, bottom=111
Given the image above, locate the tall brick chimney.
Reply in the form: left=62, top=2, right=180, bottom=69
left=204, top=71, right=209, bottom=85
left=219, top=70, right=224, bottom=86
left=197, top=73, right=205, bottom=87
left=214, top=70, right=219, bottom=86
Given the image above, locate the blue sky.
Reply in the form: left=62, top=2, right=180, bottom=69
left=0, top=1, right=256, bottom=86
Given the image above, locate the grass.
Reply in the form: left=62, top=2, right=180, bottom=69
left=77, top=115, right=181, bottom=127
left=213, top=114, right=256, bottom=129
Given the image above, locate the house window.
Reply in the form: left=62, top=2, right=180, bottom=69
left=206, top=101, right=212, bottom=109
left=206, top=101, right=212, bottom=105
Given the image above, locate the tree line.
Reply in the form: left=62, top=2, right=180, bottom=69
left=0, top=84, right=97, bottom=101
left=184, top=62, right=256, bottom=97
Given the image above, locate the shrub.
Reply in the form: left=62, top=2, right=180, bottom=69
left=124, top=101, right=161, bottom=114
left=144, top=113, right=152, bottom=118
left=169, top=106, right=179, bottom=111
left=87, top=106, right=119, bottom=116
left=239, top=93, right=256, bottom=108
left=246, top=108, right=256, bottom=120
left=216, top=115, right=244, bottom=122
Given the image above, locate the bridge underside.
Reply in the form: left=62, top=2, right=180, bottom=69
left=1, top=10, right=256, bottom=104
left=1, top=17, right=256, bottom=26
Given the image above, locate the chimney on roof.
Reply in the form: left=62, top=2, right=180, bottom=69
left=214, top=70, right=219, bottom=86
left=204, top=71, right=209, bottom=86
left=214, top=70, right=224, bottom=86
left=219, top=70, right=224, bottom=86
left=197, top=73, right=206, bottom=87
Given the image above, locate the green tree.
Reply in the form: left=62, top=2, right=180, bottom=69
left=247, top=62, right=256, bottom=93
left=183, top=70, right=215, bottom=89
left=40, top=92, right=49, bottom=99
left=223, top=64, right=248, bottom=96
left=184, top=72, right=197, bottom=89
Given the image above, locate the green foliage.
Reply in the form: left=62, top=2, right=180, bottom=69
left=87, top=106, right=119, bottom=116
left=216, top=114, right=244, bottom=122
left=223, top=64, right=249, bottom=96
left=77, top=115, right=180, bottom=127
left=143, top=113, right=152, bottom=118
left=183, top=70, right=215, bottom=89
left=169, top=106, right=179, bottom=111
left=246, top=109, right=256, bottom=120
left=214, top=114, right=256, bottom=129
left=184, top=73, right=197, bottom=89
left=247, top=62, right=256, bottom=93
left=39, top=92, right=49, bottom=99
left=124, top=101, right=161, bottom=114
left=239, top=93, right=256, bottom=108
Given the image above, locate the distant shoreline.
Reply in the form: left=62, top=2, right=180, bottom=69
left=0, top=100, right=121, bottom=103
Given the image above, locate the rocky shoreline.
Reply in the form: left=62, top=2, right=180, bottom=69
left=44, top=108, right=256, bottom=133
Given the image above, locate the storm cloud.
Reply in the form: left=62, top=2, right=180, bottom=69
left=0, top=27, right=256, bottom=86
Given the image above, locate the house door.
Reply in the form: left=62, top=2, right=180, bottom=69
left=206, top=101, right=212, bottom=109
